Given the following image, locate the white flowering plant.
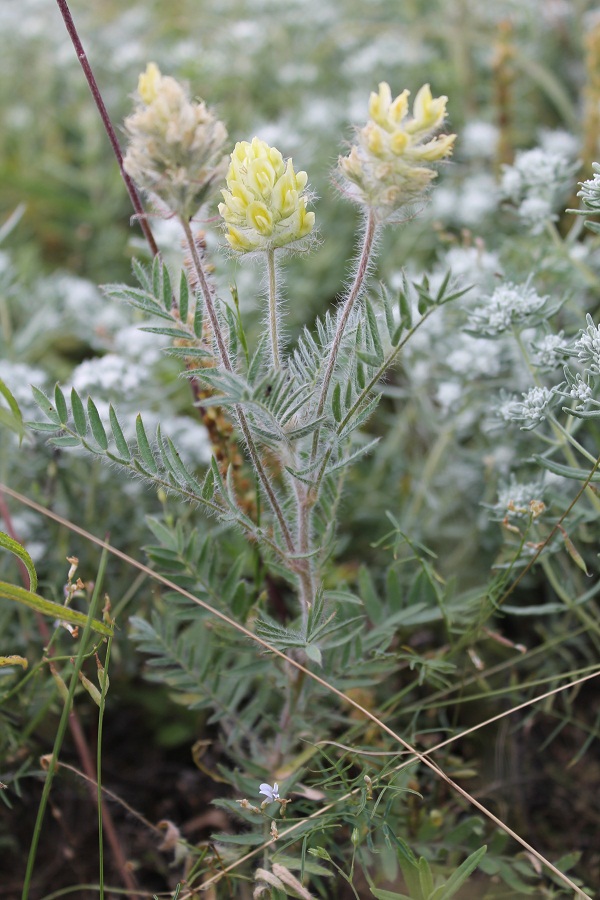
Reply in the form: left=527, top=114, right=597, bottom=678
left=1, top=4, right=600, bottom=900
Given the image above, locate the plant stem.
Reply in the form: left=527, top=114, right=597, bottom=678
left=97, top=637, right=113, bottom=900
left=180, top=218, right=296, bottom=555
left=315, top=210, right=377, bottom=425
left=295, top=485, right=315, bottom=624
left=55, top=0, right=160, bottom=259
left=266, top=249, right=281, bottom=370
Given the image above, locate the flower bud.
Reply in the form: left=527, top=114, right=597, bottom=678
left=338, top=82, right=456, bottom=220
left=123, top=63, right=229, bottom=220
left=219, top=137, right=315, bottom=253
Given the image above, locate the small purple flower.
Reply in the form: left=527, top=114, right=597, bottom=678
left=259, top=782, right=280, bottom=802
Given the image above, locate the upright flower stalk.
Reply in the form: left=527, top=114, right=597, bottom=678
left=266, top=249, right=280, bottom=370
left=311, top=83, right=456, bottom=447
left=219, top=137, right=315, bottom=370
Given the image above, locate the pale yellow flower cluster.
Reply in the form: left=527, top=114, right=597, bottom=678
left=218, top=137, right=315, bottom=253
left=123, top=63, right=229, bottom=219
left=338, top=82, right=456, bottom=219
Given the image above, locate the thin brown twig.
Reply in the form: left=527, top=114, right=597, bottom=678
left=55, top=0, right=160, bottom=259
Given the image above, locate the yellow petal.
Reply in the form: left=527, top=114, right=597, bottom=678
left=368, top=82, right=393, bottom=126
left=247, top=201, right=274, bottom=235
left=138, top=62, right=162, bottom=104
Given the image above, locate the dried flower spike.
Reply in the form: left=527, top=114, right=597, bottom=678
left=123, top=63, right=229, bottom=220
left=219, top=137, right=315, bottom=252
left=338, top=82, right=456, bottom=220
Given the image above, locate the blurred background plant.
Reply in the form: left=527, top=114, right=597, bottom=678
left=1, top=0, right=600, bottom=898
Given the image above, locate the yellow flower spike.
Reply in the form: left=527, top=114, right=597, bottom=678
left=138, top=62, right=161, bottom=104
left=219, top=138, right=315, bottom=253
left=338, top=81, right=455, bottom=221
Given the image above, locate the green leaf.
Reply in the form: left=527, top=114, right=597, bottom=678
left=563, top=404, right=600, bottom=420
left=390, top=324, right=405, bottom=346
left=431, top=845, right=487, bottom=900
left=26, top=421, right=61, bottom=433
left=136, top=414, right=158, bottom=474
left=370, top=890, right=412, bottom=900
left=152, top=254, right=161, bottom=301
left=325, top=437, right=379, bottom=476
left=161, top=261, right=172, bottom=311
left=0, top=377, right=24, bottom=441
left=533, top=455, right=600, bottom=483
left=0, top=580, right=112, bottom=636
left=210, top=831, right=266, bottom=846
left=132, top=257, right=151, bottom=292
left=0, top=531, right=37, bottom=591
left=305, top=644, right=322, bottom=666
left=54, top=384, right=68, bottom=425
left=193, top=298, right=204, bottom=339
left=380, top=283, right=396, bottom=340
left=358, top=565, right=384, bottom=625
left=365, top=299, right=384, bottom=363
left=109, top=405, right=130, bottom=460
left=139, top=326, right=191, bottom=339
left=31, top=386, right=61, bottom=425
left=179, top=270, right=189, bottom=323
left=285, top=416, right=327, bottom=441
left=165, top=346, right=212, bottom=361
left=201, top=467, right=215, bottom=501
left=332, top=383, right=342, bottom=423
left=49, top=435, right=82, bottom=448
left=337, top=395, right=380, bottom=441
left=71, top=388, right=87, bottom=436
left=357, top=350, right=382, bottom=368
left=398, top=287, right=412, bottom=329
left=87, top=397, right=108, bottom=450
left=102, top=285, right=174, bottom=320
left=145, top=516, right=179, bottom=551
left=356, top=361, right=366, bottom=389
left=418, top=857, right=434, bottom=897
left=166, top=435, right=204, bottom=492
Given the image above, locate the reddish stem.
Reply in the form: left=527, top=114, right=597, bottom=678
left=55, top=0, right=160, bottom=259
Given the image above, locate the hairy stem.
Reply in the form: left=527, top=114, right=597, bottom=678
left=266, top=249, right=281, bottom=370
left=315, top=210, right=377, bottom=424
left=180, top=219, right=296, bottom=554
left=295, top=484, right=316, bottom=624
